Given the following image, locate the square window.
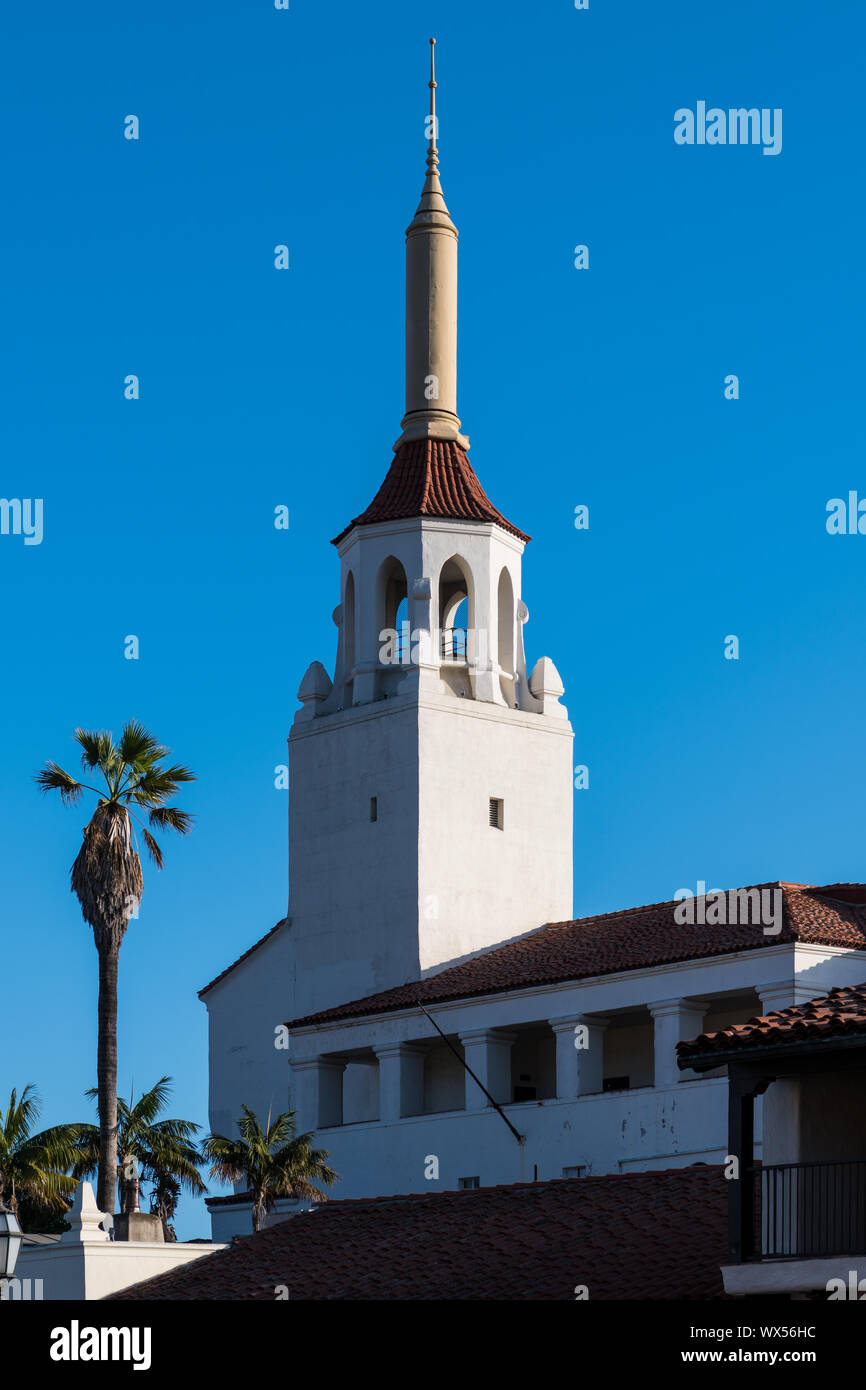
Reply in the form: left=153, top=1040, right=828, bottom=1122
left=458, top=1176, right=480, bottom=1190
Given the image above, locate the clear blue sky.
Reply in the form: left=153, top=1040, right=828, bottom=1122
left=3, top=0, right=864, bottom=1238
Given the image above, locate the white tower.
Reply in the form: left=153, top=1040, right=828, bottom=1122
left=289, top=40, right=574, bottom=1021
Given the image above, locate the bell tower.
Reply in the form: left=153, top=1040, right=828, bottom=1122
left=289, top=40, right=574, bottom=1021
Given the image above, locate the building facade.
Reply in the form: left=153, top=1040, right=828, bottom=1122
left=201, top=47, right=866, bottom=1242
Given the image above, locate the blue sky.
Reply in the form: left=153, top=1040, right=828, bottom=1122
left=2, top=0, right=864, bottom=1238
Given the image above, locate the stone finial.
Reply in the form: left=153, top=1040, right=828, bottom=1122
left=528, top=657, right=567, bottom=718
left=59, top=1181, right=110, bottom=1244
left=296, top=661, right=333, bottom=723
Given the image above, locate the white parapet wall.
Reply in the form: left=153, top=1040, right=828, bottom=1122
left=8, top=1183, right=225, bottom=1301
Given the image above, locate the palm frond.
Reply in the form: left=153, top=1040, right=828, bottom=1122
left=34, top=763, right=83, bottom=805
left=140, top=828, right=164, bottom=870
left=74, top=728, right=116, bottom=773
left=129, top=767, right=196, bottom=808
left=146, top=1116, right=201, bottom=1142
left=25, top=1123, right=89, bottom=1173
left=158, top=764, right=196, bottom=785
left=71, top=1126, right=100, bottom=1182
left=127, top=1078, right=173, bottom=1128
left=148, top=806, right=194, bottom=836
left=117, top=721, right=168, bottom=769
left=2, top=1086, right=40, bottom=1147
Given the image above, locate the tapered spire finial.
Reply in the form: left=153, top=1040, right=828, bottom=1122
left=395, top=38, right=468, bottom=451
left=427, top=38, right=438, bottom=173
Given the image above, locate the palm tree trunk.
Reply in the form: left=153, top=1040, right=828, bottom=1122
left=96, top=942, right=120, bottom=1216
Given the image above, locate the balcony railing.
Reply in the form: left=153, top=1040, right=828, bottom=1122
left=753, top=1160, right=866, bottom=1259
left=441, top=627, right=468, bottom=661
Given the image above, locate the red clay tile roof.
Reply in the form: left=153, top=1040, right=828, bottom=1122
left=109, top=1166, right=727, bottom=1301
left=287, top=883, right=866, bottom=1028
left=678, top=981, right=866, bottom=1067
left=331, top=438, right=530, bottom=545
left=198, top=920, right=287, bottom=998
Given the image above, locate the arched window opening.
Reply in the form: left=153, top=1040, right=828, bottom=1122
left=344, top=572, right=356, bottom=676
left=395, top=595, right=409, bottom=665
left=378, top=556, right=408, bottom=667
left=439, top=557, right=471, bottom=663
left=446, top=597, right=468, bottom=659
left=497, top=567, right=515, bottom=675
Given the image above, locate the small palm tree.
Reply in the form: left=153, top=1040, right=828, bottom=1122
left=36, top=723, right=195, bottom=1213
left=203, top=1106, right=338, bottom=1232
left=0, top=1086, right=83, bottom=1221
left=149, top=1173, right=182, bottom=1242
left=73, top=1076, right=206, bottom=1236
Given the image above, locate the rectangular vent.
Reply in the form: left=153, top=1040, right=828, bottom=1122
left=489, top=797, right=503, bottom=830
left=370, top=796, right=378, bottom=822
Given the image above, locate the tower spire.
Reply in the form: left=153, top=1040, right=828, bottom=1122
left=427, top=36, right=439, bottom=175
left=395, top=38, right=468, bottom=451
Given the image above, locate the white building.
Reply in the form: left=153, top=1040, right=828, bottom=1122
left=200, top=45, right=866, bottom=1242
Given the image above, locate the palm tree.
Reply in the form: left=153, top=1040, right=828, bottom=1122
left=0, top=1086, right=83, bottom=1222
left=35, top=723, right=195, bottom=1214
left=203, top=1106, right=338, bottom=1232
left=73, top=1076, right=205, bottom=1238
left=149, top=1173, right=181, bottom=1242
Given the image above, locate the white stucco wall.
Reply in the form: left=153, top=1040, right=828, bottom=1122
left=417, top=697, right=573, bottom=970
left=202, top=924, right=294, bottom=1139
left=14, top=1240, right=222, bottom=1302
left=289, top=1079, right=737, bottom=1201
left=288, top=699, right=421, bottom=1021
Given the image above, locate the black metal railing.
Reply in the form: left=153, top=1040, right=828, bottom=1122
left=757, top=1160, right=866, bottom=1259
left=441, top=627, right=468, bottom=661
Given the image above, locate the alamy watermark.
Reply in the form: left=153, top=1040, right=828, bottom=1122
left=1, top=1277, right=43, bottom=1300
left=379, top=624, right=489, bottom=666
left=826, top=492, right=866, bottom=534
left=674, top=880, right=782, bottom=935
left=674, top=103, right=782, bottom=157
left=0, top=498, right=43, bottom=545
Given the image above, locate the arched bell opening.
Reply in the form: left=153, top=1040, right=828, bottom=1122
left=343, top=569, right=356, bottom=703
left=497, top=566, right=516, bottom=706
left=438, top=555, right=473, bottom=664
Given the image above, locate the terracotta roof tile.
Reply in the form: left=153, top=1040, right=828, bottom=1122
left=287, top=883, right=866, bottom=1028
left=678, top=980, right=866, bottom=1065
left=331, top=439, right=530, bottom=544
left=109, top=1165, right=728, bottom=1301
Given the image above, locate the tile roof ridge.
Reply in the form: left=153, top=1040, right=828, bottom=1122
left=802, top=882, right=866, bottom=899
left=231, top=1162, right=726, bottom=1224
left=549, top=881, right=794, bottom=930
